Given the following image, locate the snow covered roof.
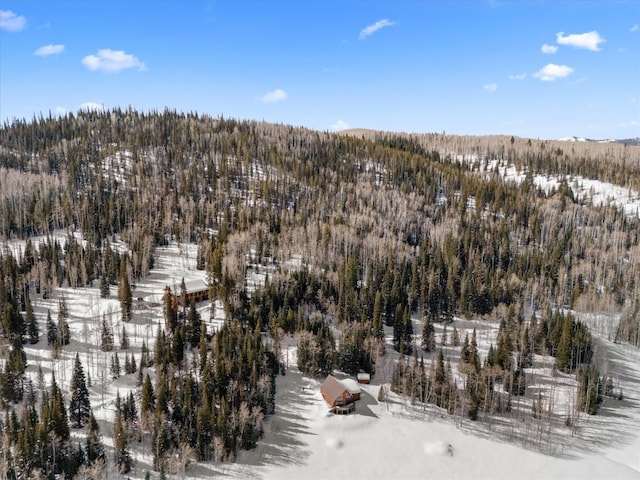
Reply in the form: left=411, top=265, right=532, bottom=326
left=357, top=372, right=371, bottom=381
left=341, top=378, right=361, bottom=395
left=167, top=278, right=209, bottom=294
left=321, top=375, right=349, bottom=403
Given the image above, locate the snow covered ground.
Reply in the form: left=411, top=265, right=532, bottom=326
left=214, top=349, right=640, bottom=480
left=8, top=234, right=640, bottom=479
left=222, top=328, right=633, bottom=480
left=454, top=154, right=640, bottom=218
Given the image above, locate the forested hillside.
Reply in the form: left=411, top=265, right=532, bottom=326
left=1, top=109, right=639, bottom=478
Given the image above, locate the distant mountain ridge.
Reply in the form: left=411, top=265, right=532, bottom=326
left=338, top=129, right=640, bottom=147
left=558, top=136, right=640, bottom=146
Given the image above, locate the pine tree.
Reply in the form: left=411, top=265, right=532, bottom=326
left=100, top=316, right=114, bottom=352
left=461, top=333, right=470, bottom=363
left=198, top=322, right=208, bottom=370
left=452, top=325, right=460, bottom=347
left=86, top=411, right=106, bottom=465
left=555, top=313, right=573, bottom=373
left=69, top=353, right=91, bottom=428
left=127, top=352, right=137, bottom=375
left=578, top=366, right=603, bottom=415
left=49, top=373, right=70, bottom=441
left=25, top=292, right=39, bottom=344
left=100, top=273, right=110, bottom=298
left=124, top=354, right=131, bottom=375
left=1, top=338, right=26, bottom=403
left=46, top=309, right=57, bottom=345
left=141, top=373, right=156, bottom=415
left=469, top=329, right=480, bottom=372
left=187, top=299, right=201, bottom=347
left=372, top=291, right=383, bottom=339
left=164, top=287, right=178, bottom=333
left=114, top=393, right=132, bottom=473
left=196, top=393, right=212, bottom=460
left=57, top=298, right=70, bottom=346
left=111, top=352, right=121, bottom=379
left=123, top=391, right=138, bottom=424
left=120, top=324, right=129, bottom=350
left=118, top=262, right=133, bottom=322
left=421, top=315, right=435, bottom=352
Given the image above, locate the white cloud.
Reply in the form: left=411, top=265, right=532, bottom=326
left=509, top=72, right=527, bottom=80
left=0, top=10, right=26, bottom=31
left=78, top=102, right=104, bottom=112
left=34, top=44, right=65, bottom=56
left=631, top=24, right=639, bottom=32
left=359, top=19, right=395, bottom=39
left=260, top=89, right=287, bottom=104
left=329, top=120, right=351, bottom=131
left=541, top=44, right=558, bottom=54
left=81, top=49, right=147, bottom=73
left=533, top=63, right=574, bottom=81
left=483, top=83, right=498, bottom=92
left=619, top=120, right=639, bottom=128
left=55, top=106, right=69, bottom=116
left=556, top=31, right=605, bottom=51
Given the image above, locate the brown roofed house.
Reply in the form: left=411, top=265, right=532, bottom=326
left=164, top=278, right=209, bottom=310
left=321, top=375, right=355, bottom=414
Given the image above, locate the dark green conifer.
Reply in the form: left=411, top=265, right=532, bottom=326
left=69, top=353, right=91, bottom=428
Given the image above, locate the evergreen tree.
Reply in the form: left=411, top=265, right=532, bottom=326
left=393, top=306, right=413, bottom=354
left=69, top=353, right=91, bottom=428
left=187, top=299, right=202, bottom=347
left=578, top=366, right=603, bottom=415
left=46, top=309, right=57, bottom=345
left=469, top=329, right=480, bottom=372
left=555, top=312, right=573, bottom=373
left=1, top=337, right=26, bottom=403
left=49, top=373, right=70, bottom=441
left=120, top=324, right=129, bottom=350
left=57, top=297, right=70, bottom=346
left=372, top=291, right=384, bottom=339
left=421, top=315, right=436, bottom=352
left=164, top=287, right=178, bottom=333
left=461, top=333, right=470, bottom=363
left=127, top=352, right=137, bottom=375
left=118, top=261, right=133, bottom=322
left=114, top=393, right=132, bottom=473
left=100, top=273, right=110, bottom=298
left=100, top=316, right=114, bottom=352
left=123, top=390, right=138, bottom=424
left=142, top=338, right=150, bottom=365
left=25, top=292, right=39, bottom=344
left=85, top=411, right=106, bottom=466
left=111, top=352, right=121, bottom=379
left=141, top=373, right=156, bottom=415
left=452, top=325, right=460, bottom=347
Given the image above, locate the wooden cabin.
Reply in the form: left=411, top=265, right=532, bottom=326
left=164, top=278, right=209, bottom=309
left=357, top=372, right=371, bottom=384
left=321, top=375, right=354, bottom=409
left=341, top=378, right=361, bottom=401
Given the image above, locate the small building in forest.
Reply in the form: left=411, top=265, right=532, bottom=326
left=320, top=375, right=359, bottom=414
left=321, top=375, right=353, bottom=408
left=341, top=378, right=362, bottom=401
left=164, top=278, right=209, bottom=309
left=357, top=372, right=371, bottom=384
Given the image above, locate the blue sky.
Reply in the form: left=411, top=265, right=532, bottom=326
left=1, top=1, right=638, bottom=140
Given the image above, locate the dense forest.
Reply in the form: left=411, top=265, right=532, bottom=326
left=0, top=109, right=639, bottom=478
